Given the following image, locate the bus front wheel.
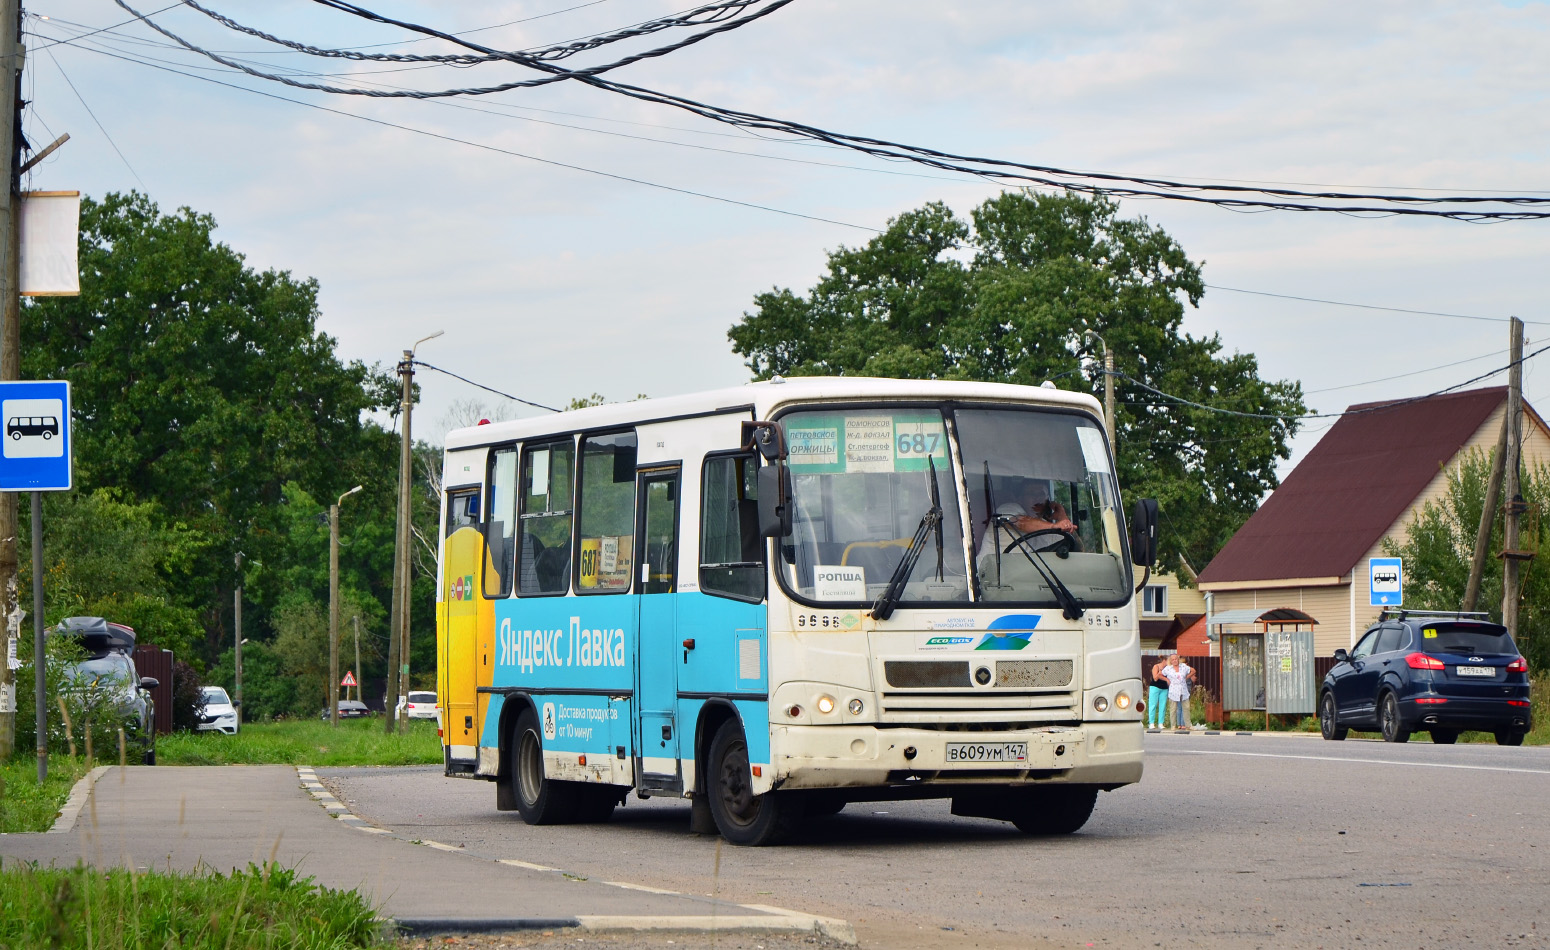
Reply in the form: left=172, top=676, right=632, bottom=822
left=512, top=709, right=575, bottom=825
left=707, top=720, right=802, bottom=846
left=1009, top=785, right=1098, bottom=835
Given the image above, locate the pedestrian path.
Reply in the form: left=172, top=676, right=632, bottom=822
left=0, top=765, right=853, bottom=942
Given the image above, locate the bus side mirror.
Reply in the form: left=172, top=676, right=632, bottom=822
left=757, top=465, right=791, bottom=538
left=1129, top=498, right=1158, bottom=567
left=742, top=421, right=786, bottom=462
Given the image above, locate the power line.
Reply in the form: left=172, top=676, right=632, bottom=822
left=43, top=46, right=144, bottom=187
left=1114, top=341, right=1550, bottom=423
left=1304, top=348, right=1505, bottom=395
left=412, top=361, right=559, bottom=412
left=183, top=0, right=776, bottom=65
left=40, top=36, right=877, bottom=233
left=112, top=0, right=1550, bottom=221
left=1206, top=284, right=1549, bottom=326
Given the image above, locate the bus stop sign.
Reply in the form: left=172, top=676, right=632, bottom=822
left=0, top=380, right=72, bottom=491
left=1370, top=557, right=1403, bottom=607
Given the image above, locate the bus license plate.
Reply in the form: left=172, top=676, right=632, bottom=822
left=1456, top=666, right=1495, bottom=677
left=946, top=742, right=1028, bottom=763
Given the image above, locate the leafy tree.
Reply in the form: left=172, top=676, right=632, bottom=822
left=22, top=192, right=399, bottom=661
left=1384, top=449, right=1550, bottom=672
left=728, top=191, right=1306, bottom=573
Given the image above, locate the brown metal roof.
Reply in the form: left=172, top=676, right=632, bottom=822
left=1199, top=387, right=1513, bottom=585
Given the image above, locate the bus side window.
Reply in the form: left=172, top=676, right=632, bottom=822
left=519, top=440, right=575, bottom=595
left=577, top=431, right=637, bottom=594
left=483, top=449, right=517, bottom=597
left=700, top=454, right=765, bottom=602
left=446, top=489, right=479, bottom=537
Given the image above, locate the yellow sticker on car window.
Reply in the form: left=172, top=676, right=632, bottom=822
left=1423, top=628, right=1437, bottom=638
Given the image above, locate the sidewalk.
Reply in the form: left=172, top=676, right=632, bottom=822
left=0, top=765, right=853, bottom=942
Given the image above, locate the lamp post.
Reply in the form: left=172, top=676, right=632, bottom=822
left=387, top=330, right=441, bottom=732
left=330, top=485, right=363, bottom=726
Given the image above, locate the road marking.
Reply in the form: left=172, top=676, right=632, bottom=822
left=1160, top=748, right=1550, bottom=775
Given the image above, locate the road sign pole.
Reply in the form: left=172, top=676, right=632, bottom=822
left=31, top=490, right=43, bottom=781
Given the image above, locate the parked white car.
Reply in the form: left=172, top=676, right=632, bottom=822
left=405, top=691, right=439, bottom=721
left=197, top=686, right=239, bottom=734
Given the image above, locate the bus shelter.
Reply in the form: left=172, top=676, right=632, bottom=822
left=1206, top=607, right=1318, bottom=727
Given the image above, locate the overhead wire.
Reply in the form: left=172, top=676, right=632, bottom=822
left=109, top=0, right=1550, bottom=221
left=412, top=361, right=559, bottom=413
left=43, top=46, right=144, bottom=187
left=1206, top=284, right=1550, bottom=326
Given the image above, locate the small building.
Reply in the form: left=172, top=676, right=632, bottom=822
left=1138, top=570, right=1206, bottom=653
left=1198, top=386, right=1550, bottom=656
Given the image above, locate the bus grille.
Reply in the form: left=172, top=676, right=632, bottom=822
left=883, top=660, right=1073, bottom=690
left=877, top=690, right=1080, bottom=725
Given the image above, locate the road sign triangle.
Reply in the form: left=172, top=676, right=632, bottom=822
left=341, top=671, right=357, bottom=687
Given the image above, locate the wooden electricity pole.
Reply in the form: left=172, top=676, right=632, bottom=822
left=1501, top=317, right=1526, bottom=636
left=0, top=0, right=24, bottom=763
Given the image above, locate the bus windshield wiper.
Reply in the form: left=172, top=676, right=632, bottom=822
left=1003, top=533, right=1086, bottom=621
left=873, top=462, right=943, bottom=622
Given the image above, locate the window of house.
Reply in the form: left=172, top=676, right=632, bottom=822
left=576, top=431, right=637, bottom=594
left=1142, top=584, right=1168, bottom=616
left=700, top=454, right=764, bottom=601
left=518, top=440, right=575, bottom=595
left=483, top=448, right=517, bottom=597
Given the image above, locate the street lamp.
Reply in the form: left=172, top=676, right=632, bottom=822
left=330, top=484, right=364, bottom=726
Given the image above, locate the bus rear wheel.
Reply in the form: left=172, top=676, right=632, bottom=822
left=1009, top=785, right=1098, bottom=836
left=707, top=720, right=802, bottom=846
left=512, top=709, right=576, bottom=825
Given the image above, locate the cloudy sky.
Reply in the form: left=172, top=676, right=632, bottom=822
left=21, top=1, right=1550, bottom=473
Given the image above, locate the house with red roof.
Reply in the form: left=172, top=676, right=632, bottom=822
left=1197, top=387, right=1550, bottom=656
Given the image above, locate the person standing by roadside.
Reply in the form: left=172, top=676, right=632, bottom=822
left=1160, top=653, right=1197, bottom=731
left=1147, top=657, right=1170, bottom=730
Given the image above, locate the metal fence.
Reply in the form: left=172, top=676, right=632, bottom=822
left=1139, top=651, right=1338, bottom=706
left=132, top=645, right=175, bottom=736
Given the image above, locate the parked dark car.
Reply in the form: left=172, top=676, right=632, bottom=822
left=321, top=700, right=374, bottom=720
left=56, top=617, right=158, bottom=764
left=1320, top=611, right=1531, bottom=745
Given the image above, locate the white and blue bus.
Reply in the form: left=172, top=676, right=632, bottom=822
left=436, top=377, right=1156, bottom=845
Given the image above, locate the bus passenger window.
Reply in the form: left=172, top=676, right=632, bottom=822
left=483, top=449, right=517, bottom=597
left=446, top=489, right=479, bottom=538
left=577, top=431, right=637, bottom=593
left=700, top=454, right=765, bottom=601
left=519, top=440, right=575, bottom=595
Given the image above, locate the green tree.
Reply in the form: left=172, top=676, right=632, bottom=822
left=21, top=192, right=401, bottom=664
left=728, top=191, right=1306, bottom=573
left=1384, top=449, right=1550, bottom=672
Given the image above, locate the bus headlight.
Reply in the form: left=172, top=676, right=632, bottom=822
left=816, top=695, right=836, bottom=715
left=1093, top=695, right=1110, bottom=713
left=848, top=698, right=864, bottom=716
left=1115, top=692, right=1131, bottom=710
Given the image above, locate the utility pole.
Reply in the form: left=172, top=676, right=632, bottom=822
left=1463, top=413, right=1509, bottom=613
left=388, top=331, right=439, bottom=731
left=1501, top=317, right=1526, bottom=636
left=234, top=552, right=243, bottom=728
left=0, top=0, right=24, bottom=764
left=1103, top=348, right=1115, bottom=445
left=329, top=485, right=362, bottom=726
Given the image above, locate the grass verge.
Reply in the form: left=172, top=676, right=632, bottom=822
left=154, top=717, right=442, bottom=767
left=0, top=861, right=390, bottom=950
left=0, top=756, right=93, bottom=834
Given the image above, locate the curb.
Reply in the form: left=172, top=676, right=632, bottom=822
left=1145, top=728, right=1321, bottom=739
left=295, top=767, right=857, bottom=945
left=49, top=765, right=111, bottom=834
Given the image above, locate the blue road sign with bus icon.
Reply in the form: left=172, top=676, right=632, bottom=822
left=1370, top=557, right=1403, bottom=607
left=0, top=381, right=72, bottom=491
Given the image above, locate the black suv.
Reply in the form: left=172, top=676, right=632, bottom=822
left=1320, top=610, right=1531, bottom=745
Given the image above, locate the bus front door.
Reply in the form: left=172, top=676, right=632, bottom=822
left=635, top=468, right=681, bottom=791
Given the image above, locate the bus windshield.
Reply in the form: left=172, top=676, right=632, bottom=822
left=779, top=408, right=969, bottom=606
left=957, top=407, right=1129, bottom=606
left=775, top=405, right=1129, bottom=610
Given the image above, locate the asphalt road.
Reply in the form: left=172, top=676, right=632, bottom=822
left=322, top=732, right=1550, bottom=950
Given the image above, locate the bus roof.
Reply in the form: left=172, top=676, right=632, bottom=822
left=443, top=376, right=1103, bottom=451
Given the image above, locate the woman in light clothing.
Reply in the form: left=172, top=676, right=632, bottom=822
left=1160, top=653, right=1196, bottom=731
left=1147, top=658, right=1169, bottom=729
